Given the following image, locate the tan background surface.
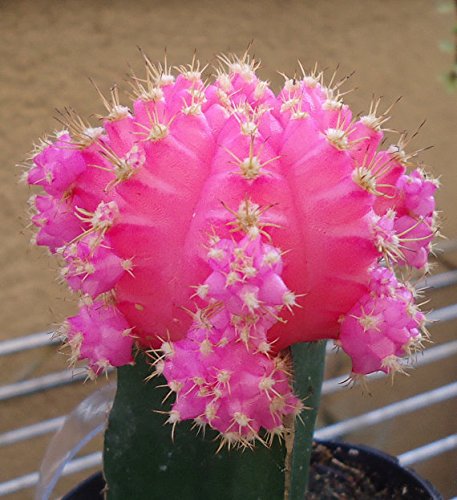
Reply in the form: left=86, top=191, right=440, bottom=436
left=1, top=0, right=456, bottom=498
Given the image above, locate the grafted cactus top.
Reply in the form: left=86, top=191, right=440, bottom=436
left=26, top=53, right=437, bottom=442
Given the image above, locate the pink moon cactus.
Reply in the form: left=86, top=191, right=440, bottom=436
left=25, top=53, right=438, bottom=443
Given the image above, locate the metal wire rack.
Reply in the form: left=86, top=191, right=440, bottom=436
left=1, top=247, right=456, bottom=498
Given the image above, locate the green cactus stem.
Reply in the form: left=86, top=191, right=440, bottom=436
left=285, top=341, right=327, bottom=499
left=103, top=343, right=326, bottom=499
left=103, top=352, right=285, bottom=499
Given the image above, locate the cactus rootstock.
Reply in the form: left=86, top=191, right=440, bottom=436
left=25, top=51, right=438, bottom=443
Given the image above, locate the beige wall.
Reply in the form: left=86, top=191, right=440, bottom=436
left=0, top=0, right=456, bottom=497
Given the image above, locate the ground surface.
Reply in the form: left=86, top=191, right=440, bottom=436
left=0, top=1, right=456, bottom=498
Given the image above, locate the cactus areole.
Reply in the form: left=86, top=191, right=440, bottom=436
left=25, top=51, right=438, bottom=495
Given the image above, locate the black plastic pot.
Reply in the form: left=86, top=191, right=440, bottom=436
left=62, top=440, right=442, bottom=499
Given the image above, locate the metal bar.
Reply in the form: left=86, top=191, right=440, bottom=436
left=0, top=416, right=64, bottom=447
left=0, top=472, right=39, bottom=497
left=415, top=269, right=457, bottom=291
left=0, top=331, right=58, bottom=357
left=433, top=239, right=457, bottom=253
left=0, top=451, right=101, bottom=497
left=0, top=370, right=86, bottom=402
left=322, top=339, right=457, bottom=395
left=325, top=342, right=335, bottom=355
left=316, top=381, right=457, bottom=440
left=60, top=451, right=102, bottom=475
left=398, top=434, right=457, bottom=466
left=427, top=303, right=457, bottom=323
left=0, top=367, right=114, bottom=402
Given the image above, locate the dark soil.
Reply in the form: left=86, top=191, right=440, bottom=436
left=306, top=442, right=435, bottom=499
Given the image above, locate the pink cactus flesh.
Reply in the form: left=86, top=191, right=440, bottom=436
left=25, top=52, right=438, bottom=441
left=64, top=299, right=134, bottom=378
left=152, top=230, right=302, bottom=446
left=338, top=266, right=425, bottom=376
